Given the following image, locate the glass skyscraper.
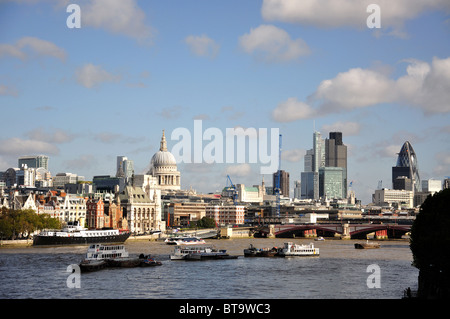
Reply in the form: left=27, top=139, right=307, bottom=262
left=392, top=141, right=421, bottom=192
left=301, top=131, right=348, bottom=200
left=18, top=155, right=49, bottom=170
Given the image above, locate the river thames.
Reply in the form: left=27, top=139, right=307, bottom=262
left=0, top=238, right=418, bottom=299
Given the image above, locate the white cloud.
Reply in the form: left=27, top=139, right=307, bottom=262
left=261, top=0, right=450, bottom=37
left=239, top=24, right=310, bottom=63
left=0, top=36, right=66, bottom=61
left=25, top=128, right=75, bottom=144
left=271, top=56, right=450, bottom=121
left=82, top=0, right=154, bottom=44
left=271, top=97, right=316, bottom=122
left=312, top=68, right=395, bottom=112
left=224, top=163, right=253, bottom=177
left=75, top=63, right=121, bottom=88
left=0, top=137, right=59, bottom=156
left=322, top=121, right=361, bottom=136
left=185, top=34, right=219, bottom=58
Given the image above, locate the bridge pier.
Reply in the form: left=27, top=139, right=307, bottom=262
left=375, top=229, right=388, bottom=239
left=341, top=223, right=351, bottom=239
left=303, top=229, right=317, bottom=238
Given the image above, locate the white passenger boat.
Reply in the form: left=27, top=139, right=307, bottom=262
left=164, top=235, right=206, bottom=245
left=278, top=242, right=319, bottom=257
left=170, top=245, right=237, bottom=260
left=33, top=221, right=130, bottom=246
left=79, top=244, right=159, bottom=271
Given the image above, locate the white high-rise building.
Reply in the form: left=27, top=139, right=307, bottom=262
left=422, top=179, right=442, bottom=194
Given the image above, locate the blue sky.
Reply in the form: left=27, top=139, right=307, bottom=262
left=1, top=0, right=449, bottom=204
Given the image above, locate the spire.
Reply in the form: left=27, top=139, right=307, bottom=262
left=160, top=130, right=167, bottom=151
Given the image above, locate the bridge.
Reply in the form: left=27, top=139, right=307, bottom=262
left=256, top=223, right=411, bottom=239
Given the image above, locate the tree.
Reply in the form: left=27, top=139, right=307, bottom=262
left=410, top=188, right=450, bottom=298
left=0, top=208, right=61, bottom=240
left=192, top=217, right=216, bottom=229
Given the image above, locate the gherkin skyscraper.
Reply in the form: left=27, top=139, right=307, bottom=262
left=392, top=141, right=421, bottom=192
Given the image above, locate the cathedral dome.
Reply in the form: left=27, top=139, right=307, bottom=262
left=151, top=150, right=177, bottom=166
left=149, top=130, right=177, bottom=168
left=148, top=130, right=180, bottom=185
left=148, top=130, right=181, bottom=191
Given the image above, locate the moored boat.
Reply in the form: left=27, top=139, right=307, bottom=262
left=79, top=244, right=161, bottom=271
left=243, top=244, right=280, bottom=257
left=354, top=240, right=380, bottom=249
left=170, top=245, right=238, bottom=260
left=79, top=259, right=107, bottom=272
left=278, top=242, right=319, bottom=257
left=139, top=254, right=162, bottom=267
left=164, top=235, right=206, bottom=245
left=33, top=221, right=130, bottom=246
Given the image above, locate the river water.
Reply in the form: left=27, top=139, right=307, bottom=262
left=0, top=238, right=418, bottom=299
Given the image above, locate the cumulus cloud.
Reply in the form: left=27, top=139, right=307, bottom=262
left=271, top=97, right=316, bottom=122
left=322, top=121, right=361, bottom=136
left=261, top=0, right=450, bottom=37
left=239, top=24, right=310, bottom=63
left=224, top=163, right=253, bottom=177
left=25, top=128, right=75, bottom=144
left=0, top=36, right=66, bottom=61
left=75, top=63, right=121, bottom=88
left=82, top=0, right=154, bottom=44
left=0, top=137, right=59, bottom=156
left=272, top=56, right=450, bottom=122
left=185, top=34, right=219, bottom=58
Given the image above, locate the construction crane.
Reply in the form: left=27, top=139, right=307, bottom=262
left=274, top=134, right=282, bottom=218
left=226, top=175, right=238, bottom=205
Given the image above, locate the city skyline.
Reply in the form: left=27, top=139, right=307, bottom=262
left=1, top=1, right=449, bottom=204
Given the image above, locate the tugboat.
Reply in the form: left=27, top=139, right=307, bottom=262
left=33, top=221, right=130, bottom=246
left=243, top=244, right=280, bottom=257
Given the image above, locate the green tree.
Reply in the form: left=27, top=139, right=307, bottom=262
left=196, top=217, right=216, bottom=228
left=0, top=208, right=61, bottom=240
left=410, top=188, right=450, bottom=298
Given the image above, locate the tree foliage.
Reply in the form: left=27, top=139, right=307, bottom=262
left=191, top=217, right=216, bottom=229
left=0, top=208, right=61, bottom=239
left=410, top=188, right=450, bottom=271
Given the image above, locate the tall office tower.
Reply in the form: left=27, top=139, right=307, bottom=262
left=319, top=167, right=344, bottom=199
left=444, top=178, right=450, bottom=190
left=304, top=149, right=314, bottom=172
left=301, top=148, right=314, bottom=199
left=325, top=132, right=347, bottom=198
left=313, top=131, right=325, bottom=200
left=392, top=141, right=421, bottom=193
left=273, top=170, right=290, bottom=197
left=18, top=155, right=49, bottom=170
left=116, top=156, right=134, bottom=182
left=422, top=179, right=442, bottom=194
left=294, top=180, right=301, bottom=199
